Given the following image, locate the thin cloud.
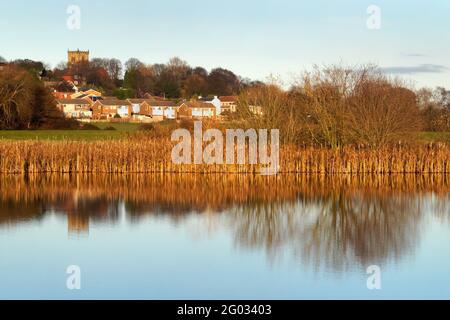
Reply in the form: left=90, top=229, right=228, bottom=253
left=381, top=64, right=449, bottom=75
left=402, top=53, right=429, bottom=58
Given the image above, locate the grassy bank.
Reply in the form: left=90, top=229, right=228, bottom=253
left=1, top=125, right=449, bottom=143
left=0, top=122, right=140, bottom=141
left=0, top=139, right=449, bottom=174
left=419, top=132, right=450, bottom=143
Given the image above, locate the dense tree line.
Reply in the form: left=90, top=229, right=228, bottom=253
left=49, top=56, right=260, bottom=99
left=1, top=55, right=449, bottom=140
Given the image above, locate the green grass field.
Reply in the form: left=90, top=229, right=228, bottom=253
left=0, top=124, right=449, bottom=143
left=419, top=132, right=450, bottom=143
left=0, top=122, right=141, bottom=141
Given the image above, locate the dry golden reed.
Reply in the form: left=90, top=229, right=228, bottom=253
left=0, top=139, right=449, bottom=174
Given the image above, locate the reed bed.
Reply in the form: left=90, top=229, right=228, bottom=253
left=0, top=139, right=449, bottom=174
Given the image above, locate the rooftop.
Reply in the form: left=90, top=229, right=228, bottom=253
left=219, top=96, right=238, bottom=102
left=97, top=99, right=131, bottom=106
left=57, top=99, right=92, bottom=104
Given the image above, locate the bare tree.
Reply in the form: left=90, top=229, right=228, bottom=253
left=107, top=58, right=123, bottom=81
left=347, top=78, right=421, bottom=146
left=237, top=83, right=303, bottom=144
left=125, top=58, right=144, bottom=72
left=298, top=64, right=421, bottom=147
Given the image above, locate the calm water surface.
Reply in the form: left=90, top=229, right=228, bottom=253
left=0, top=174, right=449, bottom=299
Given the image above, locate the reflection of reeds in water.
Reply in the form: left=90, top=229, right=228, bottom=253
left=0, top=174, right=449, bottom=214
left=0, top=174, right=448, bottom=270
left=0, top=140, right=449, bottom=173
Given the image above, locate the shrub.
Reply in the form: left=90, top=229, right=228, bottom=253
left=80, top=123, right=100, bottom=130
left=138, top=124, right=155, bottom=131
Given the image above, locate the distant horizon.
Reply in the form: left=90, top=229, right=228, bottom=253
left=2, top=50, right=448, bottom=91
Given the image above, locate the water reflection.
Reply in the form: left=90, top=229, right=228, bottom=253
left=0, top=174, right=449, bottom=270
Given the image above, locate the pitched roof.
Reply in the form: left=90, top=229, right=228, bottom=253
left=83, top=89, right=102, bottom=96
left=57, top=99, right=92, bottom=105
left=98, top=99, right=131, bottom=106
left=198, top=96, right=218, bottom=102
left=147, top=100, right=176, bottom=107
left=182, top=101, right=216, bottom=109
left=127, top=99, right=176, bottom=107
left=219, top=96, right=238, bottom=102
left=128, top=99, right=148, bottom=104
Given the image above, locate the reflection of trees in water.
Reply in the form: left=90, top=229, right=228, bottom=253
left=300, top=192, right=422, bottom=270
left=227, top=202, right=302, bottom=256
left=0, top=174, right=448, bottom=266
left=0, top=201, right=46, bottom=225
left=228, top=190, right=442, bottom=271
left=429, top=194, right=450, bottom=226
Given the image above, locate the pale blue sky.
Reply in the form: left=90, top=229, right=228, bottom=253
left=0, top=0, right=449, bottom=88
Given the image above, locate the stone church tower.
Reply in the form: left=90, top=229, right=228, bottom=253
left=68, top=49, right=89, bottom=65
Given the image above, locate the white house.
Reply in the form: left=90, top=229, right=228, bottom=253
left=219, top=96, right=238, bottom=113
left=56, top=98, right=93, bottom=119
left=148, top=101, right=178, bottom=119
left=199, top=96, right=222, bottom=115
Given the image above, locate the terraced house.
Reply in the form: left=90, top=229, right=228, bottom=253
left=128, top=99, right=179, bottom=122
left=54, top=88, right=231, bottom=122
left=178, top=101, right=217, bottom=119
left=92, top=99, right=132, bottom=119
left=56, top=98, right=93, bottom=119
left=219, top=96, right=238, bottom=113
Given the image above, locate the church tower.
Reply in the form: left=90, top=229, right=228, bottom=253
left=68, top=49, right=89, bottom=65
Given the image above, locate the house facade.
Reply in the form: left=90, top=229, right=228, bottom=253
left=56, top=99, right=93, bottom=119
left=219, top=96, right=238, bottom=113
left=199, top=96, right=222, bottom=115
left=53, top=91, right=73, bottom=100
left=150, top=100, right=178, bottom=119
left=92, top=100, right=132, bottom=119
left=178, top=102, right=216, bottom=119
left=128, top=99, right=179, bottom=121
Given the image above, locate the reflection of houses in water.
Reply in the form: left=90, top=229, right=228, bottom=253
left=68, top=212, right=90, bottom=234
left=63, top=199, right=120, bottom=234
left=0, top=174, right=448, bottom=267
left=56, top=194, right=120, bottom=234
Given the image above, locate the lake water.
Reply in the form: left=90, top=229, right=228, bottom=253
left=0, top=174, right=449, bottom=300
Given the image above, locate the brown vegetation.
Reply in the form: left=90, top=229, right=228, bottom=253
left=237, top=65, right=423, bottom=147
left=0, top=173, right=448, bottom=269
left=0, top=65, right=77, bottom=130
left=0, top=138, right=448, bottom=174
